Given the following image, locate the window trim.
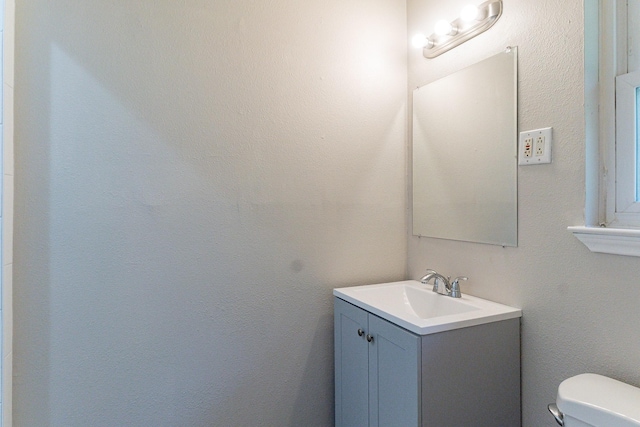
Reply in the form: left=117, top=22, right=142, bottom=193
left=569, top=0, right=640, bottom=256
left=614, top=71, right=640, bottom=217
left=569, top=225, right=640, bottom=257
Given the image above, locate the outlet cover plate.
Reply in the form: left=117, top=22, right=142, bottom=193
left=519, top=127, right=552, bottom=165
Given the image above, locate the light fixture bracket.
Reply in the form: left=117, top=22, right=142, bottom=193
left=422, top=0, right=503, bottom=59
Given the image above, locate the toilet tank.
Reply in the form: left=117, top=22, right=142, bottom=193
left=555, top=373, right=640, bottom=427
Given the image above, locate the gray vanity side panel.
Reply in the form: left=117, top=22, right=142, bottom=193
left=334, top=298, right=370, bottom=427
left=368, top=314, right=421, bottom=427
left=420, top=318, right=521, bottom=427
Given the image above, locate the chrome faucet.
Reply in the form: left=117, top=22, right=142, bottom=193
left=419, top=269, right=449, bottom=294
left=419, top=269, right=468, bottom=298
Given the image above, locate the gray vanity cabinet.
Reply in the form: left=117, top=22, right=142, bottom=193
left=334, top=296, right=521, bottom=427
left=334, top=297, right=421, bottom=427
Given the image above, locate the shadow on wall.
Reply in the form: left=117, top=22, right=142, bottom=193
left=17, top=0, right=406, bottom=425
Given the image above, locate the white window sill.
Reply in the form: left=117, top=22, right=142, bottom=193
left=568, top=225, right=640, bottom=257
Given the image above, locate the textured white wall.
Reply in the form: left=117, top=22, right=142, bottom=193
left=17, top=1, right=638, bottom=426
left=408, top=1, right=640, bottom=426
left=3, top=0, right=15, bottom=423
left=14, top=1, right=407, bottom=425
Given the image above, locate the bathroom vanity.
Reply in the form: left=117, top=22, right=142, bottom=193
left=334, top=281, right=522, bottom=427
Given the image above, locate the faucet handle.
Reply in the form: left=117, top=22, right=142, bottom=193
left=450, top=276, right=467, bottom=298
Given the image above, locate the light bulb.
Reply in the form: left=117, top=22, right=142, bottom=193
left=434, top=19, right=455, bottom=36
left=460, top=4, right=479, bottom=22
left=412, top=33, right=429, bottom=49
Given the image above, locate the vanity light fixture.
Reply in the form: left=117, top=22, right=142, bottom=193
left=411, top=33, right=434, bottom=49
left=460, top=4, right=481, bottom=22
left=434, top=19, right=457, bottom=37
left=413, top=0, right=503, bottom=59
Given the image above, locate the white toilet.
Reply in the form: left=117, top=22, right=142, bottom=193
left=549, top=373, right=640, bottom=426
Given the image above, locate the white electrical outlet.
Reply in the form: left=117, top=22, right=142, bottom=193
left=519, top=127, right=552, bottom=165
left=524, top=137, right=533, bottom=158
left=535, top=136, right=545, bottom=156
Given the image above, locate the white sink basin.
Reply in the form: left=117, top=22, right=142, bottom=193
left=333, top=280, right=521, bottom=335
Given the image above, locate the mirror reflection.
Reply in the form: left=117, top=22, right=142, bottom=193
left=412, top=48, right=517, bottom=246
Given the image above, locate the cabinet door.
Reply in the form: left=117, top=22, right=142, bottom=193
left=334, top=298, right=369, bottom=427
left=368, top=314, right=421, bottom=427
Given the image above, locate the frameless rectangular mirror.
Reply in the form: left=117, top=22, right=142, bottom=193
left=412, top=47, right=517, bottom=246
